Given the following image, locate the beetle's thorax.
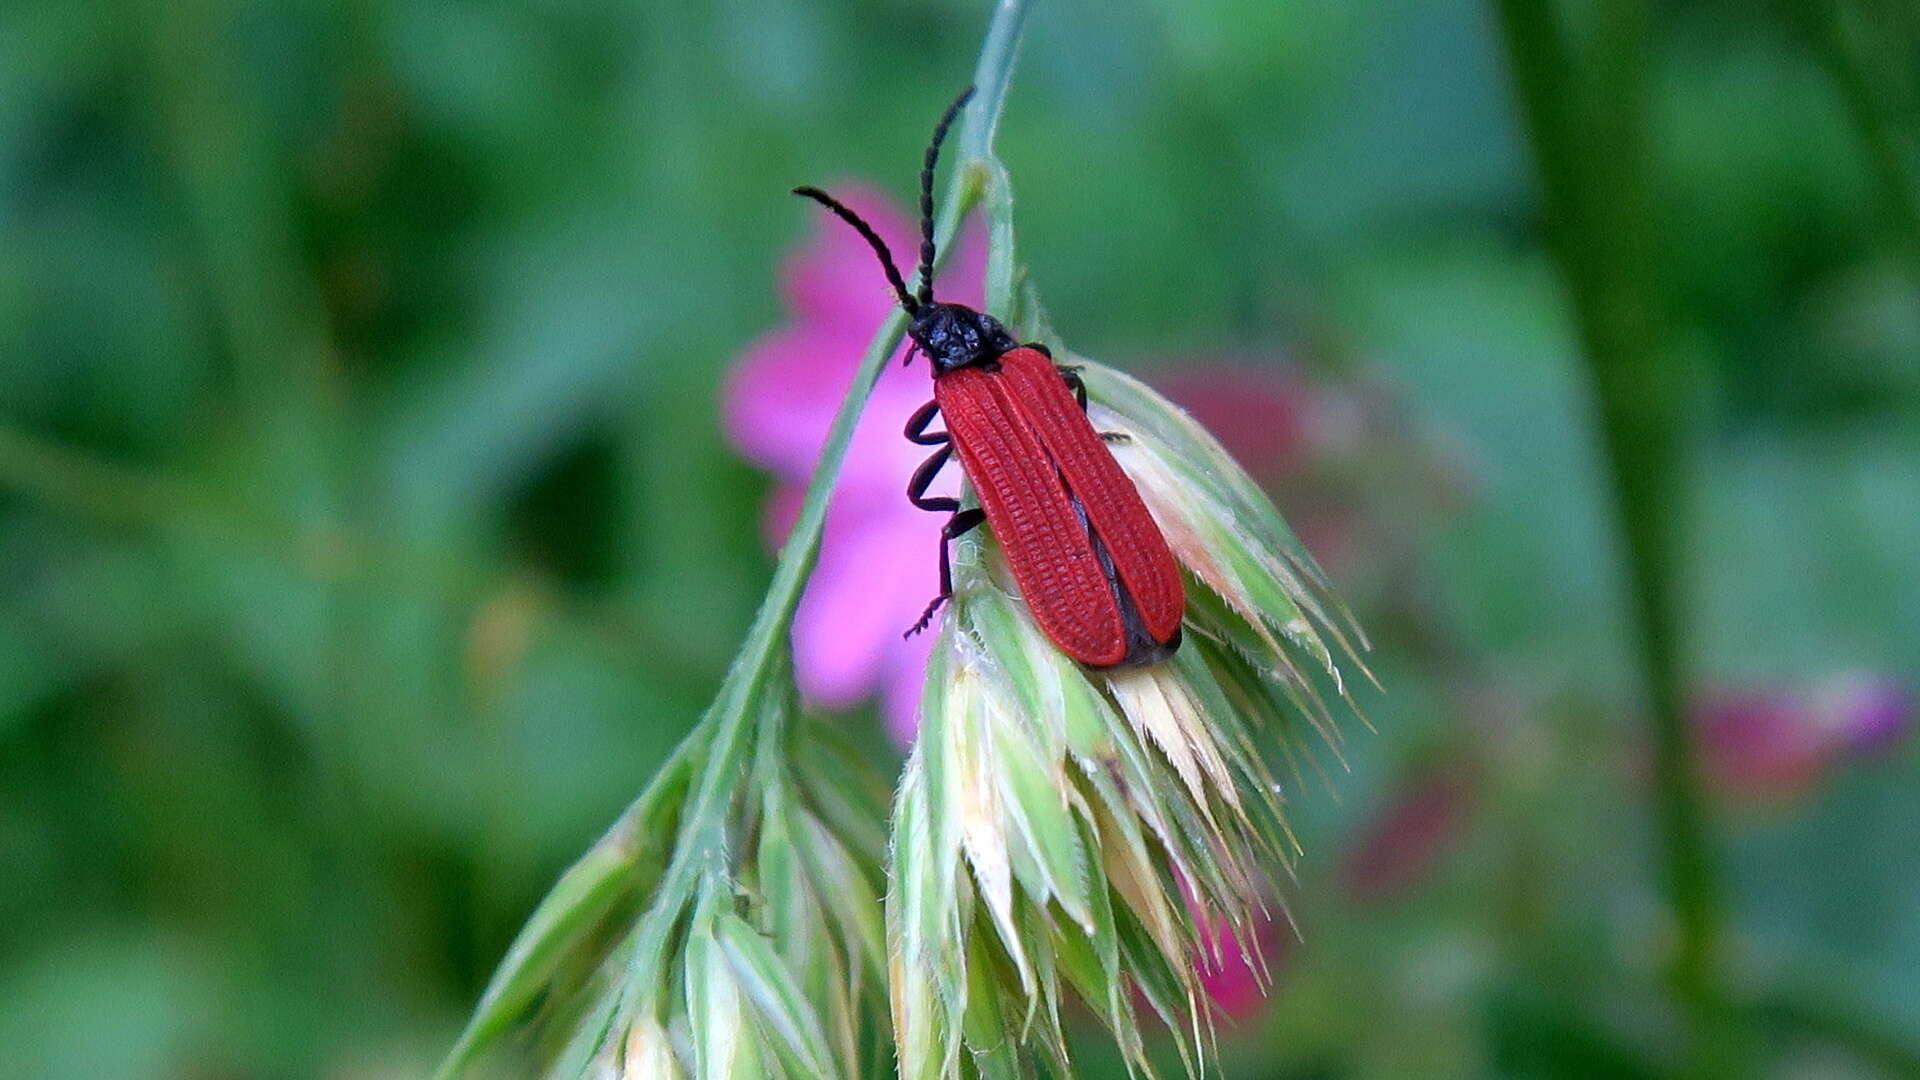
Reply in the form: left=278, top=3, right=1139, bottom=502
left=908, top=301, right=1018, bottom=374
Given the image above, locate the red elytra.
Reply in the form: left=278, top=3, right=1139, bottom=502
left=935, top=347, right=1183, bottom=666
left=793, top=87, right=1184, bottom=667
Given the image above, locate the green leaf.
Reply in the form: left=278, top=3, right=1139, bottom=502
left=715, top=910, right=845, bottom=1080
left=959, top=926, right=1029, bottom=1080
left=888, top=756, right=965, bottom=1080
left=686, top=894, right=759, bottom=1080
left=433, top=740, right=697, bottom=1080
left=790, top=808, right=887, bottom=991
left=989, top=716, right=1094, bottom=933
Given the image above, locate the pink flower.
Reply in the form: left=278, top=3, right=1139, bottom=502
left=1817, top=672, right=1912, bottom=756
left=1196, top=917, right=1290, bottom=1021
left=1153, top=366, right=1318, bottom=483
left=724, top=184, right=987, bottom=740
left=728, top=194, right=1304, bottom=1026
left=1155, top=364, right=1362, bottom=570
left=1697, top=672, right=1912, bottom=802
left=1155, top=362, right=1475, bottom=579
left=1339, top=769, right=1471, bottom=904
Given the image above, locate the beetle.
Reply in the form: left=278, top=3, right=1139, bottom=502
left=792, top=87, right=1183, bottom=668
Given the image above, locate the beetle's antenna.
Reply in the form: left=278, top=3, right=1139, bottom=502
left=917, top=85, right=974, bottom=307
left=792, top=186, right=917, bottom=314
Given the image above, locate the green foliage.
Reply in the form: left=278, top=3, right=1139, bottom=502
left=2, top=0, right=1916, bottom=1078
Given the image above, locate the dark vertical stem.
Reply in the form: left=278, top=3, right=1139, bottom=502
left=1795, top=0, right=1920, bottom=278
left=1491, top=1, right=1734, bottom=1074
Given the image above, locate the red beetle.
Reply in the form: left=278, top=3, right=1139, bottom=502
left=794, top=89, right=1183, bottom=667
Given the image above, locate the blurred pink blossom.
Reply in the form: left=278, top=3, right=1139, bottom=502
left=1696, top=672, right=1911, bottom=802
left=1154, top=367, right=1317, bottom=481
left=1157, top=363, right=1471, bottom=582
left=1339, top=769, right=1471, bottom=904
left=1155, top=365, right=1349, bottom=562
left=724, top=184, right=986, bottom=740
left=1196, top=917, right=1290, bottom=1021
left=727, top=192, right=1314, bottom=1023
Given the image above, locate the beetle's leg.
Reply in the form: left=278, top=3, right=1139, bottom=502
left=907, top=445, right=958, bottom=512
left=907, top=508, right=987, bottom=637
left=1028, top=342, right=1054, bottom=359
left=905, top=399, right=948, bottom=446
left=1056, top=367, right=1090, bottom=411
left=1056, top=366, right=1127, bottom=440
left=1053, top=364, right=1128, bottom=440
left=904, top=424, right=984, bottom=631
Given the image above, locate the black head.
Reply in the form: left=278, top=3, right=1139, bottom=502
left=794, top=87, right=1013, bottom=375
left=908, top=301, right=1017, bottom=373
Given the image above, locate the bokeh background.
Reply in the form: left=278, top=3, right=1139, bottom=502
left=3, top=0, right=1916, bottom=1077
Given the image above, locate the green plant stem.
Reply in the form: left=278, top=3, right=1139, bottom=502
left=675, top=0, right=1030, bottom=763
left=433, top=5, right=1034, bottom=1069
left=1491, top=2, right=1734, bottom=1075
left=620, top=0, right=1031, bottom=956
left=971, top=0, right=1031, bottom=320
left=432, top=5, right=1037, bottom=1075
left=1795, top=0, right=1920, bottom=278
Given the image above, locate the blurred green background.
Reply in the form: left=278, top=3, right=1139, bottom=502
left=2, top=0, right=1916, bottom=1077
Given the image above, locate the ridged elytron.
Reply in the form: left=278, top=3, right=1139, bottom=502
left=793, top=88, right=1183, bottom=667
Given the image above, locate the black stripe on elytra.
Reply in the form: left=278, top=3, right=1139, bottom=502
left=1068, top=491, right=1180, bottom=669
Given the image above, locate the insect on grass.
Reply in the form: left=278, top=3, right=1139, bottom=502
left=793, top=88, right=1186, bottom=669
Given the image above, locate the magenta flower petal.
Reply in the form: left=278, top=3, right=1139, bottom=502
left=724, top=324, right=866, bottom=478
left=1340, top=770, right=1469, bottom=903
left=724, top=180, right=991, bottom=731
left=1197, top=918, right=1287, bottom=1021
left=1695, top=673, right=1912, bottom=803
left=1156, top=366, right=1315, bottom=479
left=791, top=502, right=941, bottom=708
left=1697, top=690, right=1832, bottom=799
left=782, top=183, right=987, bottom=327
left=1816, top=672, right=1912, bottom=757
left=881, top=626, right=939, bottom=743
left=724, top=322, right=948, bottom=491
left=783, top=183, right=921, bottom=331
left=838, top=375, right=949, bottom=494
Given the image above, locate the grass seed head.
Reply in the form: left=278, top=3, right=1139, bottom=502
left=894, top=357, right=1370, bottom=1077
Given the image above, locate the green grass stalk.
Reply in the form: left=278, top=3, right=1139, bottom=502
left=1490, top=2, right=1736, bottom=1074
